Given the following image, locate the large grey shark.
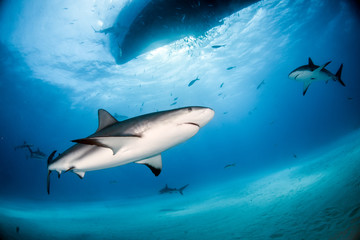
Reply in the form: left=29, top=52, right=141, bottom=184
left=47, top=106, right=214, bottom=194
left=159, top=184, right=189, bottom=195
left=288, top=58, right=345, bottom=95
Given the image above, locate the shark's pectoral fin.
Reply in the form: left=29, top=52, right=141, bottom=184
left=72, top=136, right=141, bottom=155
left=313, top=61, right=331, bottom=74
left=303, top=82, right=311, bottom=96
left=136, top=154, right=162, bottom=176
left=74, top=171, right=85, bottom=179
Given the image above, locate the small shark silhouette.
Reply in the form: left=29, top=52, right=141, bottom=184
left=15, top=142, right=46, bottom=159
left=27, top=146, right=46, bottom=159
left=14, top=141, right=34, bottom=150
left=159, top=184, right=189, bottom=195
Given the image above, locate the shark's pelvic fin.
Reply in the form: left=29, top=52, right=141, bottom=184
left=96, top=109, right=118, bottom=132
left=136, top=154, right=162, bottom=176
left=303, top=82, right=311, bottom=96
left=74, top=171, right=85, bottom=179
left=313, top=61, right=331, bottom=74
left=72, top=136, right=141, bottom=155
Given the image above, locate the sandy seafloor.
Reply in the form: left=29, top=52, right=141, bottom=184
left=0, top=130, right=359, bottom=240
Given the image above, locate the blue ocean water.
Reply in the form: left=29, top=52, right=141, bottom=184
left=0, top=0, right=360, bottom=239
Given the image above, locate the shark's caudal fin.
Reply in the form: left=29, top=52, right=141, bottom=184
left=335, top=64, right=345, bottom=87
left=179, top=184, right=189, bottom=195
left=303, top=82, right=311, bottom=96
left=47, top=150, right=57, bottom=195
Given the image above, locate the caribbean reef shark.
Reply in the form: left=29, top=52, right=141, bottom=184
left=159, top=184, right=189, bottom=195
left=288, top=57, right=345, bottom=95
left=47, top=106, right=214, bottom=194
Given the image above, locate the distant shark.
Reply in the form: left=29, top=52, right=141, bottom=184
left=15, top=142, right=46, bottom=159
left=27, top=147, right=46, bottom=159
left=47, top=106, right=214, bottom=194
left=288, top=58, right=345, bottom=95
left=159, top=184, right=189, bottom=195
left=14, top=141, right=33, bottom=150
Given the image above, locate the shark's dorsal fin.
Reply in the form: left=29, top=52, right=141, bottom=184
left=97, top=109, right=118, bottom=132
left=72, top=136, right=141, bottom=155
left=308, top=57, right=315, bottom=67
left=136, top=155, right=162, bottom=176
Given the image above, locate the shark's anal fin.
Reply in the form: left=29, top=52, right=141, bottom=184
left=72, top=135, right=141, bottom=155
left=136, top=154, right=162, bottom=176
left=97, top=109, right=118, bottom=132
left=303, top=82, right=311, bottom=96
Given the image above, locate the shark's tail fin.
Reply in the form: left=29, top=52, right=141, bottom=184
left=47, top=151, right=57, bottom=195
left=335, top=64, right=345, bottom=87
left=179, top=184, right=189, bottom=195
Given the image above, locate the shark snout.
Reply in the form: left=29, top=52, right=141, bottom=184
left=190, top=107, right=215, bottom=128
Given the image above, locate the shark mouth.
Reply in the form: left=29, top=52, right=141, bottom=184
left=185, top=122, right=200, bottom=128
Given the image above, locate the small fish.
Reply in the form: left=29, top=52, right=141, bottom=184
left=226, top=66, right=236, bottom=70
left=224, top=163, right=236, bottom=168
left=170, top=102, right=177, bottom=106
left=257, top=80, right=265, bottom=90
left=348, top=97, right=353, bottom=100
left=223, top=112, right=228, bottom=115
left=293, top=154, right=297, bottom=158
left=16, top=226, right=20, bottom=233
left=188, top=77, right=200, bottom=87
left=220, top=82, right=224, bottom=88
left=212, top=45, right=225, bottom=49
left=174, top=97, right=178, bottom=101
